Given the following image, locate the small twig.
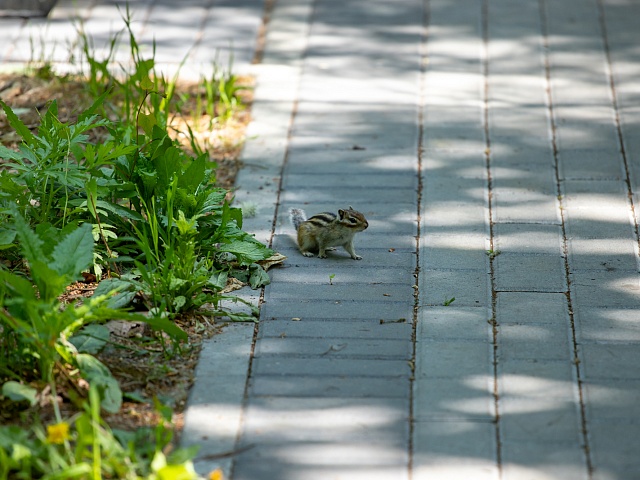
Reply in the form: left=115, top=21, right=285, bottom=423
left=379, top=318, right=407, bottom=324
left=197, top=443, right=255, bottom=461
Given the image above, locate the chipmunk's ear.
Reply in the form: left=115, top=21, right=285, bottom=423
left=348, top=205, right=354, bottom=210
left=338, top=209, right=346, bottom=218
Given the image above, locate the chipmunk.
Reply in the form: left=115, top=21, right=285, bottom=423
left=289, top=206, right=369, bottom=260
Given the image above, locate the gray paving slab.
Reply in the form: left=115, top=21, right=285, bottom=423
left=250, top=374, right=410, bottom=399
left=496, top=292, right=570, bottom=325
left=260, top=299, right=414, bottom=322
left=494, top=253, right=566, bottom=292
left=574, top=307, right=640, bottom=344
left=570, top=269, right=640, bottom=308
left=264, top=281, right=414, bottom=303
left=421, top=269, right=490, bottom=307
left=497, top=323, right=573, bottom=361
left=500, top=443, right=588, bottom=480
left=413, top=420, right=499, bottom=480
left=258, top=317, right=413, bottom=341
left=267, top=264, right=415, bottom=286
left=499, top=404, right=583, bottom=444
left=252, top=355, right=409, bottom=378
left=255, top=336, right=413, bottom=359
left=421, top=233, right=488, bottom=270
left=497, top=359, right=578, bottom=400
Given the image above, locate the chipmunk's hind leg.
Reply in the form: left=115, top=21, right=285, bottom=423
left=297, top=228, right=317, bottom=257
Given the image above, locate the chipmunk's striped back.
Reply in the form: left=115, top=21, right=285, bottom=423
left=290, top=209, right=336, bottom=230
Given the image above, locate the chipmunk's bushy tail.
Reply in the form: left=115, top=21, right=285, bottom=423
left=289, top=208, right=307, bottom=231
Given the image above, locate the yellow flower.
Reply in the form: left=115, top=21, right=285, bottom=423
left=46, top=422, right=70, bottom=444
left=209, top=469, right=224, bottom=480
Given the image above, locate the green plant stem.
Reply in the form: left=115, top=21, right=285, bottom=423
left=90, top=385, right=101, bottom=480
left=48, top=374, right=75, bottom=464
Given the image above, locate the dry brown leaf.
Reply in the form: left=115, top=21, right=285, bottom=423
left=221, top=277, right=246, bottom=294
left=257, top=253, right=287, bottom=271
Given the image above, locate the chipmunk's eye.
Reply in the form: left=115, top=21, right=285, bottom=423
left=349, top=217, right=357, bottom=224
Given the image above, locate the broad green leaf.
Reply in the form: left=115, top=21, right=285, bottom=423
left=1, top=381, right=37, bottom=406
left=0, top=145, right=23, bottom=161
left=0, top=100, right=36, bottom=145
left=0, top=425, right=29, bottom=449
left=91, top=278, right=137, bottom=309
left=94, top=200, right=144, bottom=222
left=0, top=270, right=37, bottom=301
left=92, top=278, right=128, bottom=297
left=173, top=295, right=187, bottom=311
left=50, top=223, right=94, bottom=280
left=142, top=315, right=188, bottom=341
left=12, top=212, right=44, bottom=265
left=107, top=290, right=136, bottom=309
left=0, top=171, right=26, bottom=196
left=138, top=111, right=157, bottom=136
left=228, top=205, right=243, bottom=229
left=155, top=146, right=182, bottom=190
left=99, top=375, right=123, bottom=413
left=249, top=264, right=270, bottom=289
left=0, top=228, right=16, bottom=247
left=36, top=222, right=78, bottom=257
left=219, top=240, right=272, bottom=265
left=69, top=324, right=110, bottom=354
left=201, top=189, right=228, bottom=214
left=179, top=154, right=206, bottom=191
left=45, top=99, right=59, bottom=118
left=140, top=75, right=154, bottom=91
left=10, top=442, right=31, bottom=462
left=75, top=353, right=122, bottom=413
left=29, top=259, right=68, bottom=302
left=208, top=270, right=228, bottom=291
left=75, top=352, right=111, bottom=378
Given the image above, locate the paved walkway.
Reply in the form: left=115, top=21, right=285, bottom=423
left=3, top=1, right=640, bottom=479
left=0, top=0, right=264, bottom=78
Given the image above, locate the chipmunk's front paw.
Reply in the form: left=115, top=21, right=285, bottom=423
left=301, top=251, right=315, bottom=257
left=353, top=255, right=363, bottom=260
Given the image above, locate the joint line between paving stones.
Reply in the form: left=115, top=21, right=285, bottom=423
left=408, top=0, right=429, bottom=477
left=229, top=1, right=319, bottom=477
left=251, top=0, right=277, bottom=64
left=538, top=0, right=594, bottom=476
left=596, top=0, right=640, bottom=268
left=187, top=0, right=215, bottom=52
left=481, top=0, right=503, bottom=474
